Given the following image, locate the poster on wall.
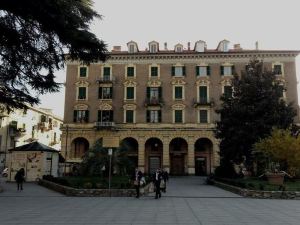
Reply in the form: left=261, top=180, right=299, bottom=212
left=11, top=153, right=27, bottom=180
left=26, top=152, right=42, bottom=181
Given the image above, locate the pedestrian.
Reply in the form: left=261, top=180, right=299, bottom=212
left=153, top=168, right=162, bottom=199
left=132, top=168, right=143, bottom=198
left=161, top=169, right=169, bottom=193
left=15, top=168, right=25, bottom=191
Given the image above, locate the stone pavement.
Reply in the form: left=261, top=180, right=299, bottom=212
left=1, top=177, right=300, bottom=225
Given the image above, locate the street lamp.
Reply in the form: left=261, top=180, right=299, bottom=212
left=108, top=148, right=113, bottom=197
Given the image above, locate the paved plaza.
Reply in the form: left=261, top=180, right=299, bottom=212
left=1, top=177, right=300, bottom=225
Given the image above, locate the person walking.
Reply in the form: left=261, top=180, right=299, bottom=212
left=132, top=168, right=143, bottom=198
left=153, top=168, right=162, bottom=199
left=161, top=169, right=169, bottom=193
left=15, top=168, right=25, bottom=191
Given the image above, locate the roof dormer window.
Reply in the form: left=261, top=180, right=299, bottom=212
left=149, top=41, right=159, bottom=53
left=127, top=41, right=138, bottom=53
left=194, top=40, right=206, bottom=52
left=175, top=44, right=183, bottom=53
left=217, top=40, right=230, bottom=52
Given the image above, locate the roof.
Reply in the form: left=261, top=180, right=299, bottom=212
left=9, top=142, right=59, bottom=153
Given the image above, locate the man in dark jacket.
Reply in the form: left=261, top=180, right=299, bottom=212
left=153, top=168, right=162, bottom=199
left=132, top=168, right=143, bottom=198
left=15, top=168, right=25, bottom=191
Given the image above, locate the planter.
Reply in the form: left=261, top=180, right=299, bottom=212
left=265, top=172, right=285, bottom=185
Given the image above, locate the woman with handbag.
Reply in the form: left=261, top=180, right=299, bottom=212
left=132, top=168, right=143, bottom=198
left=15, top=168, right=25, bottom=191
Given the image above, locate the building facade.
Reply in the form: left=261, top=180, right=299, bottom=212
left=61, top=40, right=299, bottom=175
left=0, top=106, right=63, bottom=169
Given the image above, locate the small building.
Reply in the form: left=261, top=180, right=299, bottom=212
left=7, top=142, right=59, bottom=182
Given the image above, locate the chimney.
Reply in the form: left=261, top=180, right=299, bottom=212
left=255, top=41, right=259, bottom=50
left=164, top=42, right=168, bottom=50
left=233, top=44, right=241, bottom=50
left=112, top=46, right=121, bottom=52
left=187, top=42, right=191, bottom=50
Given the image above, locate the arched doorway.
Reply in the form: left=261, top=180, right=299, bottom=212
left=145, top=138, right=163, bottom=174
left=120, top=137, right=138, bottom=171
left=71, top=137, right=89, bottom=159
left=194, top=138, right=213, bottom=176
left=169, top=138, right=188, bottom=175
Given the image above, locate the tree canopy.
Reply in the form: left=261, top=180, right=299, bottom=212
left=215, top=59, right=296, bottom=167
left=0, top=0, right=108, bottom=112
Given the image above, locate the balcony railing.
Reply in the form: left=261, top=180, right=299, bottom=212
left=96, top=76, right=115, bottom=83
left=193, top=98, right=214, bottom=107
left=144, top=97, right=163, bottom=106
left=94, top=121, right=115, bottom=129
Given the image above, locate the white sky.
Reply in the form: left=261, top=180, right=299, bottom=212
left=38, top=0, right=300, bottom=118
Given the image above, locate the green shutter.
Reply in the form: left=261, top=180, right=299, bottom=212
left=110, top=87, right=113, bottom=99
left=199, top=110, right=208, bottom=123
left=126, top=110, right=133, bottom=123
left=78, top=87, right=86, bottom=99
left=109, top=110, right=114, bottom=122
left=73, top=110, right=77, bottom=122
left=98, top=87, right=102, bottom=99
left=171, top=66, right=175, bottom=76
left=183, top=66, right=186, bottom=76
left=158, top=87, right=162, bottom=99
left=220, top=66, right=224, bottom=75
left=79, top=67, right=87, bottom=77
left=175, top=110, right=182, bottom=123
left=85, top=110, right=89, bottom=122
left=199, top=86, right=207, bottom=102
left=127, top=67, right=134, bottom=76
left=158, top=110, right=162, bottom=122
left=146, top=87, right=150, bottom=99
left=104, top=67, right=110, bottom=76
left=98, top=110, right=102, bottom=122
left=151, top=67, right=158, bottom=76
left=207, top=66, right=211, bottom=76
left=196, top=66, right=199, bottom=76
left=175, top=87, right=182, bottom=99
left=127, top=87, right=134, bottom=99
left=146, top=110, right=150, bottom=122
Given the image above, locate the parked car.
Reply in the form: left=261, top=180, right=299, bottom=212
left=2, top=168, right=8, bottom=177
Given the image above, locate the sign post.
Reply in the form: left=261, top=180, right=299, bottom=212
left=108, top=148, right=113, bottom=197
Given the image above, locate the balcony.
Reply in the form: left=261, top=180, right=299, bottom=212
left=96, top=76, right=115, bottom=83
left=144, top=97, right=163, bottom=107
left=193, top=98, right=214, bottom=107
left=94, top=122, right=116, bottom=129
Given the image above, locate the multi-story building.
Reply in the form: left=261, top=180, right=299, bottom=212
left=0, top=106, right=63, bottom=169
left=61, top=40, right=299, bottom=175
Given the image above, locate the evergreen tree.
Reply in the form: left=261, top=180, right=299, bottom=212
left=0, top=0, right=108, bottom=112
left=215, top=59, right=296, bottom=168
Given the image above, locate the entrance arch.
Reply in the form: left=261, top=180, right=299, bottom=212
left=169, top=138, right=188, bottom=175
left=194, top=138, right=213, bottom=176
left=145, top=138, right=163, bottom=174
left=120, top=137, right=138, bottom=170
left=71, top=137, right=89, bottom=159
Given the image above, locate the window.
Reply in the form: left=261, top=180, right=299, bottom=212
left=274, top=65, right=282, bottom=75
left=98, top=110, right=113, bottom=122
left=73, top=110, right=89, bottom=123
left=221, top=65, right=234, bottom=75
left=129, top=44, right=135, bottom=53
left=150, top=44, right=157, bottom=53
left=199, top=86, right=208, bottom=103
left=99, top=87, right=113, bottom=99
left=174, top=86, right=183, bottom=99
left=172, top=66, right=186, bottom=76
left=174, top=110, right=183, bottom=123
left=196, top=66, right=210, bottom=76
left=78, top=87, right=87, bottom=100
left=175, top=46, right=182, bottom=52
left=126, top=87, right=135, bottom=100
left=199, top=110, right=208, bottom=123
left=147, top=87, right=160, bottom=99
left=224, top=86, right=232, bottom=98
left=125, top=110, right=134, bottom=123
left=151, top=67, right=158, bottom=77
left=79, top=67, right=87, bottom=77
left=146, top=110, right=161, bottom=123
left=127, top=67, right=135, bottom=77
left=103, top=67, right=111, bottom=80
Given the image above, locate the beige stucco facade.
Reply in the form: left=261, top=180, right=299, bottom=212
left=61, top=40, right=299, bottom=175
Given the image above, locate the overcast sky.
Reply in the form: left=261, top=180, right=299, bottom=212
left=38, top=0, right=300, bottom=118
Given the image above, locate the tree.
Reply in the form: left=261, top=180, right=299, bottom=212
left=254, top=128, right=300, bottom=176
left=215, top=59, right=296, bottom=169
left=0, top=0, right=108, bottom=112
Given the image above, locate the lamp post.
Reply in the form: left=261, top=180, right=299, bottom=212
left=108, top=148, right=113, bottom=197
